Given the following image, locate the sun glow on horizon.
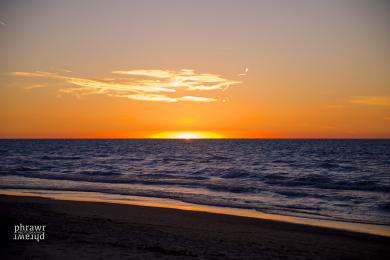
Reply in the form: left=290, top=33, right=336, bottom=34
left=151, top=131, right=223, bottom=139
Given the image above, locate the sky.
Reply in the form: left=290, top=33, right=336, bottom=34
left=0, top=0, right=389, bottom=138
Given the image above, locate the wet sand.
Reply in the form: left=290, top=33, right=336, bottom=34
left=1, top=194, right=389, bottom=259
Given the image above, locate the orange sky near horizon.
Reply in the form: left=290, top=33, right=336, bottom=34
left=0, top=0, right=389, bottom=139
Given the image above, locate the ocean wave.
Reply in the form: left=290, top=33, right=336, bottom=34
left=40, top=155, right=84, bottom=160
left=1, top=139, right=390, bottom=226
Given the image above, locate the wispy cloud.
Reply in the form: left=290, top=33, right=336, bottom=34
left=350, top=96, right=390, bottom=107
left=23, top=84, right=48, bottom=90
left=113, top=69, right=241, bottom=91
left=110, top=94, right=217, bottom=103
left=11, top=69, right=241, bottom=102
left=113, top=69, right=175, bottom=79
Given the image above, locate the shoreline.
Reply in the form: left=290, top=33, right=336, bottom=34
left=1, top=189, right=389, bottom=238
left=1, top=193, right=389, bottom=259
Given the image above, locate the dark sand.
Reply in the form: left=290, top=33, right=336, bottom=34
left=1, top=195, right=389, bottom=260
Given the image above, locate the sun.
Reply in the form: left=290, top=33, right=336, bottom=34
left=174, top=133, right=201, bottom=140
left=151, top=131, right=223, bottom=139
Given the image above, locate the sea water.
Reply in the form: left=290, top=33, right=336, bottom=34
left=0, top=139, right=389, bottom=226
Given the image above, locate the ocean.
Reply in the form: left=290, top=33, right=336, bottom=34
left=1, top=139, right=389, bottom=226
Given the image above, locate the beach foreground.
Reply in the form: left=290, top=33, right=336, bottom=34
left=1, top=195, right=389, bottom=260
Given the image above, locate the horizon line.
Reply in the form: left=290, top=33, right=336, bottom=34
left=1, top=137, right=389, bottom=140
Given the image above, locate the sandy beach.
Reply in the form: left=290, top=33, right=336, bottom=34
left=1, top=194, right=389, bottom=260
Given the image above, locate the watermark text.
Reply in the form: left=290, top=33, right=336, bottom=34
left=13, top=224, right=46, bottom=242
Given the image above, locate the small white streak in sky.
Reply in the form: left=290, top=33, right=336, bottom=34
left=238, top=67, right=249, bottom=76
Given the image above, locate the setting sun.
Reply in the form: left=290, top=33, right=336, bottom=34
left=151, top=131, right=223, bottom=139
